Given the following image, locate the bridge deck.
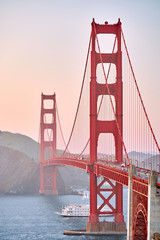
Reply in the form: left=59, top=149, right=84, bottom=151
left=41, top=158, right=160, bottom=196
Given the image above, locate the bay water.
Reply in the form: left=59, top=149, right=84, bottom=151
left=0, top=188, right=128, bottom=240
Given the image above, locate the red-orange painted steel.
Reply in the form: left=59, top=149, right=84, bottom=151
left=89, top=19, right=124, bottom=223
left=40, top=157, right=154, bottom=194
left=133, top=197, right=148, bottom=239
left=39, top=93, right=57, bottom=194
left=38, top=20, right=160, bottom=238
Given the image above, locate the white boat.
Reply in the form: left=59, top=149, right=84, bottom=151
left=61, top=204, right=112, bottom=217
left=82, top=191, right=89, bottom=200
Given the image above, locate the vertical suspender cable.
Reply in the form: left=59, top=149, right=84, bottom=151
left=56, top=102, right=71, bottom=154
left=121, top=28, right=160, bottom=154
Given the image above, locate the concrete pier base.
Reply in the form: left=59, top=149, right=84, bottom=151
left=64, top=229, right=126, bottom=236
left=127, top=166, right=160, bottom=240
left=86, top=221, right=126, bottom=233
left=127, top=165, right=136, bottom=240
left=147, top=171, right=160, bottom=240
left=39, top=189, right=58, bottom=195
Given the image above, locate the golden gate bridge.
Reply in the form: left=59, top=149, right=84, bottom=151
left=39, top=19, right=160, bottom=239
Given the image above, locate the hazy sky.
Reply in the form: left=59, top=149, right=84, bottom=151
left=0, top=0, right=160, bottom=149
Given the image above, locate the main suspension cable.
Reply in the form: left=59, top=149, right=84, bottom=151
left=60, top=34, right=92, bottom=157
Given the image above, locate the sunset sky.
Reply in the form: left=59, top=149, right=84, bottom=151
left=0, top=0, right=160, bottom=151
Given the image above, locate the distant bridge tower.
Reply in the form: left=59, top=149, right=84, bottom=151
left=87, top=19, right=126, bottom=232
left=39, top=93, right=58, bottom=195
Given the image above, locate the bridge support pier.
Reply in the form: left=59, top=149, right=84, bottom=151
left=127, top=167, right=160, bottom=240
left=87, top=18, right=126, bottom=235
left=39, top=93, right=58, bottom=195
left=127, top=164, right=136, bottom=240
left=147, top=171, right=160, bottom=240
left=86, top=222, right=126, bottom=233
left=39, top=166, right=58, bottom=195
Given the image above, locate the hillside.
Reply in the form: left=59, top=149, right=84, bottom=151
left=0, top=131, right=39, bottom=162
left=0, top=145, right=70, bottom=194
left=146, top=154, right=160, bottom=171
left=128, top=151, right=152, bottom=160
left=58, top=166, right=89, bottom=189
left=0, top=145, right=39, bottom=194
left=0, top=131, right=89, bottom=194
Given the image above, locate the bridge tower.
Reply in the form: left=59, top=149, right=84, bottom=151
left=39, top=93, right=58, bottom=195
left=87, top=19, right=126, bottom=232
